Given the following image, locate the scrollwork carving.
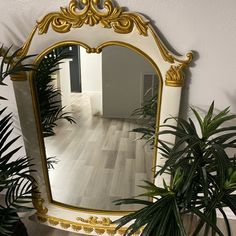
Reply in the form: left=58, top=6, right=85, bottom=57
left=165, top=65, right=185, bottom=87
left=165, top=52, right=193, bottom=87
left=17, top=0, right=193, bottom=68
left=60, top=222, right=71, bottom=229
left=37, top=0, right=149, bottom=36
left=36, top=213, right=141, bottom=235
left=32, top=191, right=48, bottom=216
left=77, top=216, right=112, bottom=226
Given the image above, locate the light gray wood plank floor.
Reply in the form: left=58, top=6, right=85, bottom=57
left=44, top=93, right=154, bottom=211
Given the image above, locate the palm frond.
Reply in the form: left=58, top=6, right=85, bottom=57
left=34, top=46, right=76, bottom=137
left=0, top=45, right=36, bottom=86
left=0, top=46, right=36, bottom=235
left=129, top=89, right=158, bottom=147
left=0, top=107, right=36, bottom=234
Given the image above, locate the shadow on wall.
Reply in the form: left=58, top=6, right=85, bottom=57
left=179, top=50, right=199, bottom=120
left=225, top=90, right=236, bottom=114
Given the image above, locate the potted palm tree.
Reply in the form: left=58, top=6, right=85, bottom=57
left=114, top=102, right=236, bottom=235
left=0, top=46, right=36, bottom=235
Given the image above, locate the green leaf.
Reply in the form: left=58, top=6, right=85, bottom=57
left=173, top=199, right=187, bottom=235
left=190, top=106, right=204, bottom=136
left=137, top=180, right=170, bottom=197
left=191, top=208, right=223, bottom=236
left=218, top=208, right=231, bottom=236
left=203, top=101, right=215, bottom=126
left=221, top=195, right=236, bottom=216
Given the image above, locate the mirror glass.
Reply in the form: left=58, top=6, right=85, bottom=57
left=34, top=44, right=160, bottom=211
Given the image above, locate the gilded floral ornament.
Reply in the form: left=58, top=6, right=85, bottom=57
left=77, top=216, right=112, bottom=226
left=32, top=190, right=48, bottom=215
left=165, top=65, right=184, bottom=87
left=165, top=52, right=193, bottom=87
left=37, top=0, right=149, bottom=36
left=36, top=213, right=140, bottom=235
left=17, top=0, right=193, bottom=67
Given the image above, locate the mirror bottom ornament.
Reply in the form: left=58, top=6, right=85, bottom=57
left=32, top=187, right=48, bottom=215
left=35, top=213, right=142, bottom=235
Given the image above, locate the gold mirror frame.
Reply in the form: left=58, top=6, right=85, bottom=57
left=11, top=0, right=193, bottom=234
left=31, top=39, right=162, bottom=211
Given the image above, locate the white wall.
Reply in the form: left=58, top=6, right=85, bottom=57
left=58, top=59, right=72, bottom=108
left=80, top=46, right=103, bottom=115
left=80, top=46, right=102, bottom=92
left=116, top=0, right=236, bottom=117
left=102, top=45, right=156, bottom=118
left=0, top=0, right=236, bottom=116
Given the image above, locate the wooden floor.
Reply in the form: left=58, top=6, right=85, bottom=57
left=44, top=93, right=154, bottom=211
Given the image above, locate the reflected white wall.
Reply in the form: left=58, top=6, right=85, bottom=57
left=102, top=46, right=156, bottom=119
left=58, top=59, right=72, bottom=108
left=80, top=47, right=102, bottom=92
left=80, top=46, right=103, bottom=115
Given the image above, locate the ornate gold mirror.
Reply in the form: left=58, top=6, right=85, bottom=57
left=34, top=43, right=160, bottom=211
left=11, top=0, right=192, bottom=234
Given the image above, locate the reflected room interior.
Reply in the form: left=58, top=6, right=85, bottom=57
left=34, top=44, right=159, bottom=211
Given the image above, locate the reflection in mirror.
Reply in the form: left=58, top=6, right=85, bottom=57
left=34, top=44, right=160, bottom=211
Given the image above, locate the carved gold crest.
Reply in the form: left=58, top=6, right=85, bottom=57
left=37, top=0, right=149, bottom=36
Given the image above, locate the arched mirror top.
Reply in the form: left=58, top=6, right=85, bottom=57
left=16, top=0, right=193, bottom=87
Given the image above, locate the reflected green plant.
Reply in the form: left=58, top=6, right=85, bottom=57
left=131, top=89, right=157, bottom=147
left=34, top=47, right=76, bottom=137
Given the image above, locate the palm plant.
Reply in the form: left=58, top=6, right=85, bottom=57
left=34, top=47, right=76, bottom=137
left=114, top=102, right=236, bottom=236
left=0, top=46, right=36, bottom=235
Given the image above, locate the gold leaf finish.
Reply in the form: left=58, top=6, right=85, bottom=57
left=83, top=226, right=94, bottom=233
left=18, top=0, right=193, bottom=68
left=118, top=229, right=127, bottom=235
left=95, top=228, right=106, bottom=235
left=37, top=0, right=149, bottom=36
left=165, top=65, right=185, bottom=87
left=36, top=213, right=142, bottom=235
left=60, top=222, right=71, bottom=229
left=10, top=71, right=27, bottom=81
left=32, top=190, right=48, bottom=216
left=165, top=52, right=193, bottom=87
left=48, top=219, right=59, bottom=226
left=150, top=27, right=193, bottom=64
left=176, top=52, right=193, bottom=65
left=37, top=215, right=47, bottom=223
left=77, top=216, right=112, bottom=226
left=17, top=26, right=37, bottom=58
left=71, top=224, right=82, bottom=231
left=106, top=229, right=117, bottom=235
